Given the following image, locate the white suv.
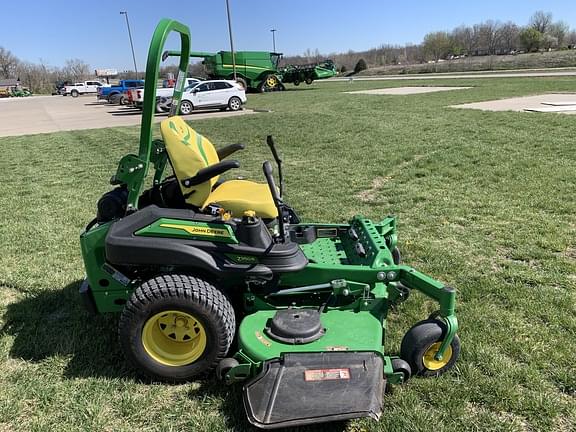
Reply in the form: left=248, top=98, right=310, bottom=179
left=179, top=80, right=246, bottom=114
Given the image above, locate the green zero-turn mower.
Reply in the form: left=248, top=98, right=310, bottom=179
left=79, top=19, right=460, bottom=429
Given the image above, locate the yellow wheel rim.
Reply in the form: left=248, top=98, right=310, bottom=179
left=142, top=310, right=207, bottom=366
left=266, top=76, right=277, bottom=87
left=422, top=342, right=453, bottom=371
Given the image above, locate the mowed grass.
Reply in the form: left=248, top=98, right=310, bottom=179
left=1, top=77, right=575, bottom=432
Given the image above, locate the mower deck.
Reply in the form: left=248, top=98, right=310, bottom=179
left=238, top=309, right=384, bottom=362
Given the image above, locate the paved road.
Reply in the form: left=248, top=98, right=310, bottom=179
left=321, top=69, right=576, bottom=82
left=0, top=95, right=254, bottom=137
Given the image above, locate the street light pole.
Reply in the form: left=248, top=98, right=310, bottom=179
left=270, top=29, right=277, bottom=52
left=225, top=0, right=237, bottom=81
left=120, top=11, right=138, bottom=79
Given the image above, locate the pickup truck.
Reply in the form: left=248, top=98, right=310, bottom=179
left=97, top=79, right=144, bottom=104
left=127, top=77, right=201, bottom=112
left=62, top=81, right=109, bottom=97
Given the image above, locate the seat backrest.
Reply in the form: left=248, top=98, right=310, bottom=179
left=160, top=116, right=220, bottom=207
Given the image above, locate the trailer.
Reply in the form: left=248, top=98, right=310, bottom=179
left=280, top=60, right=337, bottom=86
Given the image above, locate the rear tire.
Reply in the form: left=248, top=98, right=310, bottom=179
left=293, top=80, right=300, bottom=86
left=179, top=100, right=194, bottom=115
left=235, top=77, right=247, bottom=90
left=71, top=89, right=79, bottom=97
left=228, top=96, right=242, bottom=111
left=400, top=319, right=460, bottom=377
left=305, top=77, right=313, bottom=85
left=118, top=274, right=236, bottom=382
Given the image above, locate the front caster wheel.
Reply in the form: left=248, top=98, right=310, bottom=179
left=216, top=357, right=239, bottom=381
left=400, top=319, right=460, bottom=377
left=118, top=274, right=235, bottom=382
left=391, top=357, right=412, bottom=383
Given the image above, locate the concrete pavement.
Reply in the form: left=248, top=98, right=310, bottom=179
left=0, top=95, right=254, bottom=137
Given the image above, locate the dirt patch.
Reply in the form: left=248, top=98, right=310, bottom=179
left=563, top=246, right=576, bottom=259
left=451, top=93, right=576, bottom=114
left=345, top=86, right=472, bottom=95
left=357, top=176, right=391, bottom=202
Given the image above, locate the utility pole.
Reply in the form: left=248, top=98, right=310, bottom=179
left=225, top=0, right=237, bottom=81
left=120, top=11, right=138, bottom=79
left=270, top=29, right=277, bottom=52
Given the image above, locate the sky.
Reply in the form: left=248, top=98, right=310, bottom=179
left=1, top=0, right=575, bottom=71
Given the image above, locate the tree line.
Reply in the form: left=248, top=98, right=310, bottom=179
left=0, top=47, right=94, bottom=93
left=282, top=11, right=576, bottom=73
left=0, top=44, right=201, bottom=94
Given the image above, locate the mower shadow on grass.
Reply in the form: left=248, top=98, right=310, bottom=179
left=1, top=280, right=136, bottom=381
left=190, top=379, right=349, bottom=432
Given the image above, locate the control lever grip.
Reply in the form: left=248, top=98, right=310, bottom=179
left=266, top=136, right=284, bottom=197
left=263, top=161, right=285, bottom=242
left=266, top=135, right=282, bottom=163
left=263, top=161, right=281, bottom=203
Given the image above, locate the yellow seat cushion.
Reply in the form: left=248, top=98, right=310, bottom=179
left=160, top=116, right=277, bottom=218
left=161, top=116, right=220, bottom=208
left=207, top=180, right=278, bottom=218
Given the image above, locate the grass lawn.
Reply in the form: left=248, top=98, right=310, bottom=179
left=1, top=77, right=575, bottom=431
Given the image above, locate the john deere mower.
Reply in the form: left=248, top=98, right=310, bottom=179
left=79, top=19, right=460, bottom=429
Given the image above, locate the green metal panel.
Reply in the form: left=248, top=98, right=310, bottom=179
left=135, top=218, right=238, bottom=244
left=237, top=309, right=384, bottom=363
left=295, top=216, right=396, bottom=268
left=80, top=222, right=134, bottom=313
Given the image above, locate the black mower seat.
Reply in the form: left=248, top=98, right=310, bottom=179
left=160, top=116, right=278, bottom=218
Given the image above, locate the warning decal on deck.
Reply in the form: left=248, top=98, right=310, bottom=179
left=304, top=368, right=351, bottom=382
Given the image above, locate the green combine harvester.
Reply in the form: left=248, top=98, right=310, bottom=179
left=80, top=18, right=460, bottom=429
left=165, top=49, right=337, bottom=92
left=192, top=50, right=284, bottom=92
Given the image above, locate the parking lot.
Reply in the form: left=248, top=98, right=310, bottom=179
left=0, top=95, right=254, bottom=137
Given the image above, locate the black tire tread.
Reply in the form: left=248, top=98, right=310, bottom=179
left=119, top=274, right=235, bottom=382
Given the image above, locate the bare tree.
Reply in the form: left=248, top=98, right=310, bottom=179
left=0, top=47, right=19, bottom=78
left=530, top=11, right=553, bottom=34
left=498, top=22, right=520, bottom=53
left=541, top=34, right=558, bottom=50
left=568, top=31, right=576, bottom=48
left=16, top=59, right=55, bottom=94
left=63, top=58, right=90, bottom=82
left=451, top=25, right=478, bottom=56
left=548, top=21, right=570, bottom=47
left=477, top=20, right=503, bottom=55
